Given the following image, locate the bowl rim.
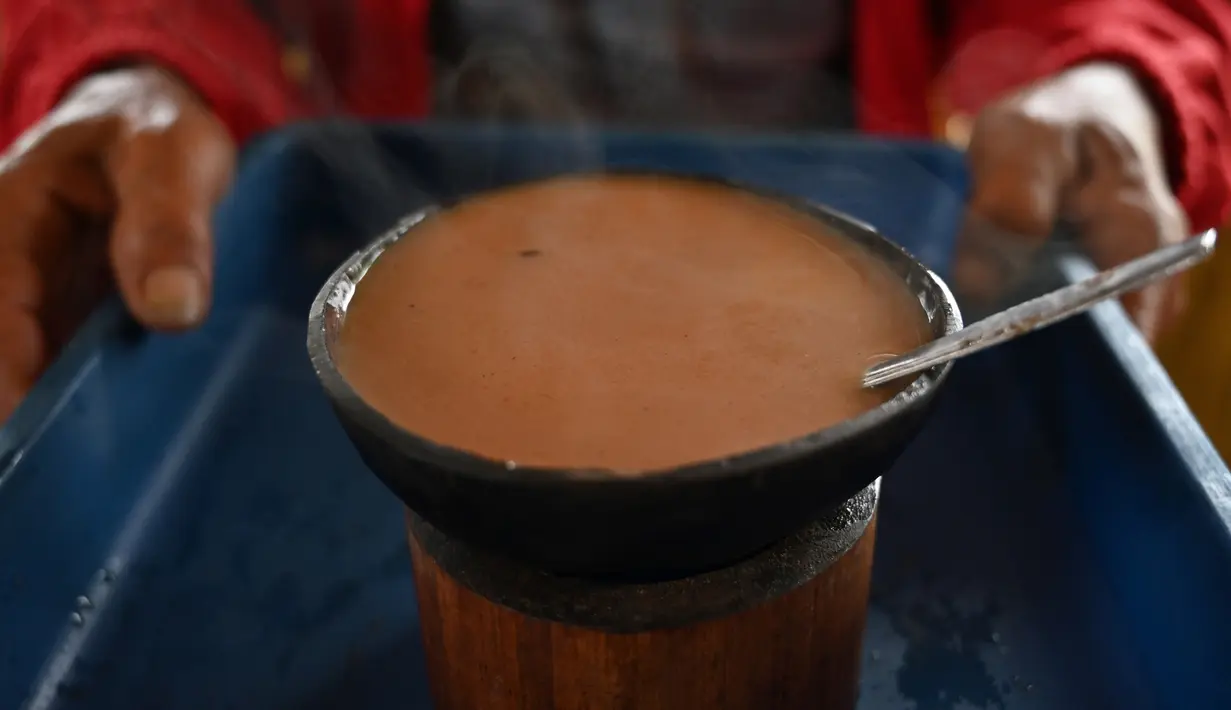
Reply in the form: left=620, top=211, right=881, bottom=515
left=306, top=171, right=963, bottom=485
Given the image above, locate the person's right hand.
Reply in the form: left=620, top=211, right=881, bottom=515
left=0, top=67, right=236, bottom=423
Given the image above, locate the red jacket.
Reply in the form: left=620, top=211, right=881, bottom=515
left=2, top=0, right=1230, bottom=230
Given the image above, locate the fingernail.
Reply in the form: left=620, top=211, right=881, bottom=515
left=143, top=266, right=206, bottom=326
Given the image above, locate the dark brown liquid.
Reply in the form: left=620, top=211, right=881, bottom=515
left=337, top=175, right=928, bottom=473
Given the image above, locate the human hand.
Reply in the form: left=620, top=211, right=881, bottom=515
left=0, top=67, right=235, bottom=423
left=952, top=62, right=1190, bottom=343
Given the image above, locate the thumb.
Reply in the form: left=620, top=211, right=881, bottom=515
left=952, top=109, right=1078, bottom=304
left=107, top=118, right=234, bottom=331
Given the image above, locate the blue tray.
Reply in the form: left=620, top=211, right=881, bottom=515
left=2, top=124, right=1231, bottom=710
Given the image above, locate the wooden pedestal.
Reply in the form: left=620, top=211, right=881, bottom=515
left=408, top=483, right=879, bottom=710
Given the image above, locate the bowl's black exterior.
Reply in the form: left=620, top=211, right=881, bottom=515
left=307, top=173, right=962, bottom=582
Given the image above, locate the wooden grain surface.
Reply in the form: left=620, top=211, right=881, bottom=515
left=410, top=518, right=876, bottom=710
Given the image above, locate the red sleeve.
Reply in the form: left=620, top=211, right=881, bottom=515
left=0, top=0, right=311, bottom=149
left=938, top=0, right=1231, bottom=232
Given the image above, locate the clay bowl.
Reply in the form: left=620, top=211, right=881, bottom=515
left=307, top=173, right=962, bottom=582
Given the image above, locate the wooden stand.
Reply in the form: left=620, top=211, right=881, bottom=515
left=408, top=483, right=879, bottom=710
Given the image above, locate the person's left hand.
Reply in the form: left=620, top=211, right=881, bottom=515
left=952, top=62, right=1191, bottom=344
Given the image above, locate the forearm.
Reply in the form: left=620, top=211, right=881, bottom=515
left=0, top=0, right=310, bottom=148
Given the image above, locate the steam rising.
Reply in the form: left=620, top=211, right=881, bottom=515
left=154, top=0, right=975, bottom=258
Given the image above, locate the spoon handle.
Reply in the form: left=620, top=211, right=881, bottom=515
left=862, top=229, right=1218, bottom=389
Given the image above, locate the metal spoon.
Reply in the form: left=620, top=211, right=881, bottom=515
left=862, top=229, right=1218, bottom=389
